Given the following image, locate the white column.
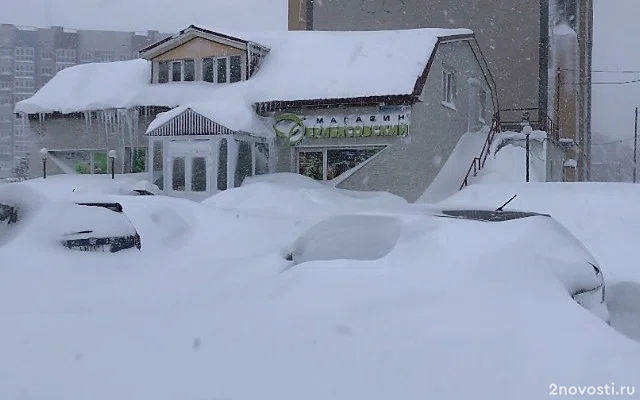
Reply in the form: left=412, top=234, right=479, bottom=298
left=251, top=139, right=256, bottom=176
left=227, top=137, right=238, bottom=189
left=211, top=137, right=220, bottom=192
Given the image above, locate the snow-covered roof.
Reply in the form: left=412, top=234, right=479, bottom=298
left=146, top=100, right=272, bottom=137
left=14, top=59, right=223, bottom=115
left=15, top=27, right=473, bottom=115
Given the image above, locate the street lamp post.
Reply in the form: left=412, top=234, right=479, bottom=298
left=39, top=148, right=48, bottom=179
left=108, top=150, right=117, bottom=180
left=522, top=125, right=533, bottom=182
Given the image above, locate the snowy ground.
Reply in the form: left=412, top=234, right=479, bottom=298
left=1, top=169, right=640, bottom=399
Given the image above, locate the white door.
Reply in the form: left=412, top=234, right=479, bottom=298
left=167, top=139, right=212, bottom=198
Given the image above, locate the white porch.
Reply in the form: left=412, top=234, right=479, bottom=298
left=146, top=108, right=273, bottom=201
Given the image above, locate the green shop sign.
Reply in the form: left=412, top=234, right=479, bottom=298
left=273, top=109, right=411, bottom=145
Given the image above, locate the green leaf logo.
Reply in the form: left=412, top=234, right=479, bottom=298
left=273, top=114, right=305, bottom=145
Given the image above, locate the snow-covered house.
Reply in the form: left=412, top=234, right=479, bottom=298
left=16, top=25, right=498, bottom=202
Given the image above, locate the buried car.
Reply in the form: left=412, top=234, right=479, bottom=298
left=283, top=198, right=610, bottom=323
left=0, top=185, right=141, bottom=253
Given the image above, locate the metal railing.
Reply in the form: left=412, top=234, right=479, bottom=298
left=459, top=112, right=501, bottom=190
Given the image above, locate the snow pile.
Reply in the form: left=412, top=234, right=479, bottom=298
left=472, top=130, right=548, bottom=184
left=15, top=28, right=472, bottom=115
left=418, top=130, right=489, bottom=203
left=204, top=172, right=408, bottom=219
left=19, top=173, right=159, bottom=201
left=0, top=178, right=639, bottom=399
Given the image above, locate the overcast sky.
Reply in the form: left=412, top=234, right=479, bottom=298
left=592, top=0, right=640, bottom=142
left=0, top=0, right=287, bottom=32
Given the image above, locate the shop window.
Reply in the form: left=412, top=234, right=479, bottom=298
left=158, top=61, right=169, bottom=83
left=92, top=152, right=108, bottom=174
left=298, top=147, right=383, bottom=181
left=171, top=61, right=182, bottom=82
left=326, top=148, right=381, bottom=180
left=298, top=151, right=324, bottom=180
left=235, top=141, right=253, bottom=187
left=255, top=142, right=270, bottom=175
left=202, top=57, right=214, bottom=83
left=172, top=157, right=186, bottom=191
left=191, top=157, right=207, bottom=192
left=184, top=59, right=195, bottom=81
left=230, top=55, right=242, bottom=83
left=217, top=139, right=228, bottom=190
left=152, top=141, right=164, bottom=190
left=125, top=147, right=147, bottom=173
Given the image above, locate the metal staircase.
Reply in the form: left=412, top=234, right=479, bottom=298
left=459, top=112, right=501, bottom=190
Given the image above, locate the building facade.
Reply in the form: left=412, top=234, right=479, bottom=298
left=17, top=26, right=498, bottom=203
left=289, top=0, right=593, bottom=181
left=0, top=23, right=168, bottom=177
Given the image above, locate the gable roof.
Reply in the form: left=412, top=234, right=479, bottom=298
left=139, top=25, right=266, bottom=60
left=15, top=28, right=479, bottom=116
left=146, top=100, right=272, bottom=137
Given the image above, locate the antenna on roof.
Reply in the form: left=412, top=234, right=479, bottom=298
left=496, top=194, right=517, bottom=212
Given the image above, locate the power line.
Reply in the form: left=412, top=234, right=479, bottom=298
left=560, top=68, right=640, bottom=74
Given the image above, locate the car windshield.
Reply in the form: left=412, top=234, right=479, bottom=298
left=440, top=209, right=549, bottom=222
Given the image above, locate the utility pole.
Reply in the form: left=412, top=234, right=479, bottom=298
left=634, top=107, right=638, bottom=183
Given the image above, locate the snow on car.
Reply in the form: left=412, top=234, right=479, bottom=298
left=0, top=183, right=141, bottom=253
left=283, top=198, right=610, bottom=323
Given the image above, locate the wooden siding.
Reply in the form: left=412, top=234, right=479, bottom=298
left=153, top=37, right=245, bottom=62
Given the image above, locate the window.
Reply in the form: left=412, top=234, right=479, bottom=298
left=298, top=151, right=323, bottom=180
left=235, top=141, right=253, bottom=187
left=298, top=147, right=383, bottom=181
left=41, top=51, right=54, bottom=60
left=183, top=59, right=195, bottom=81
left=326, top=148, right=381, bottom=180
left=217, top=139, right=228, bottom=190
left=125, top=147, right=146, bottom=173
left=152, top=141, right=164, bottom=190
left=14, top=78, right=35, bottom=93
left=229, top=55, right=242, bottom=83
left=40, top=66, right=54, bottom=76
left=158, top=61, right=169, bottom=83
left=15, top=63, right=35, bottom=77
left=94, top=51, right=113, bottom=63
left=55, top=48, right=76, bottom=63
left=171, top=61, right=182, bottom=82
left=191, top=157, right=207, bottom=192
left=0, top=96, right=11, bottom=106
left=172, top=157, right=186, bottom=191
left=80, top=52, right=93, bottom=63
left=255, top=142, right=270, bottom=175
left=202, top=57, right=214, bottom=83
left=442, top=69, right=456, bottom=106
left=0, top=81, right=11, bottom=91
left=217, top=57, right=227, bottom=83
left=14, top=47, right=35, bottom=61
left=119, top=54, right=129, bottom=61
left=0, top=65, right=10, bottom=74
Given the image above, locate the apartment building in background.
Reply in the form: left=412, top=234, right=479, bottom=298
left=289, top=0, right=594, bottom=181
left=0, top=24, right=168, bottom=177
